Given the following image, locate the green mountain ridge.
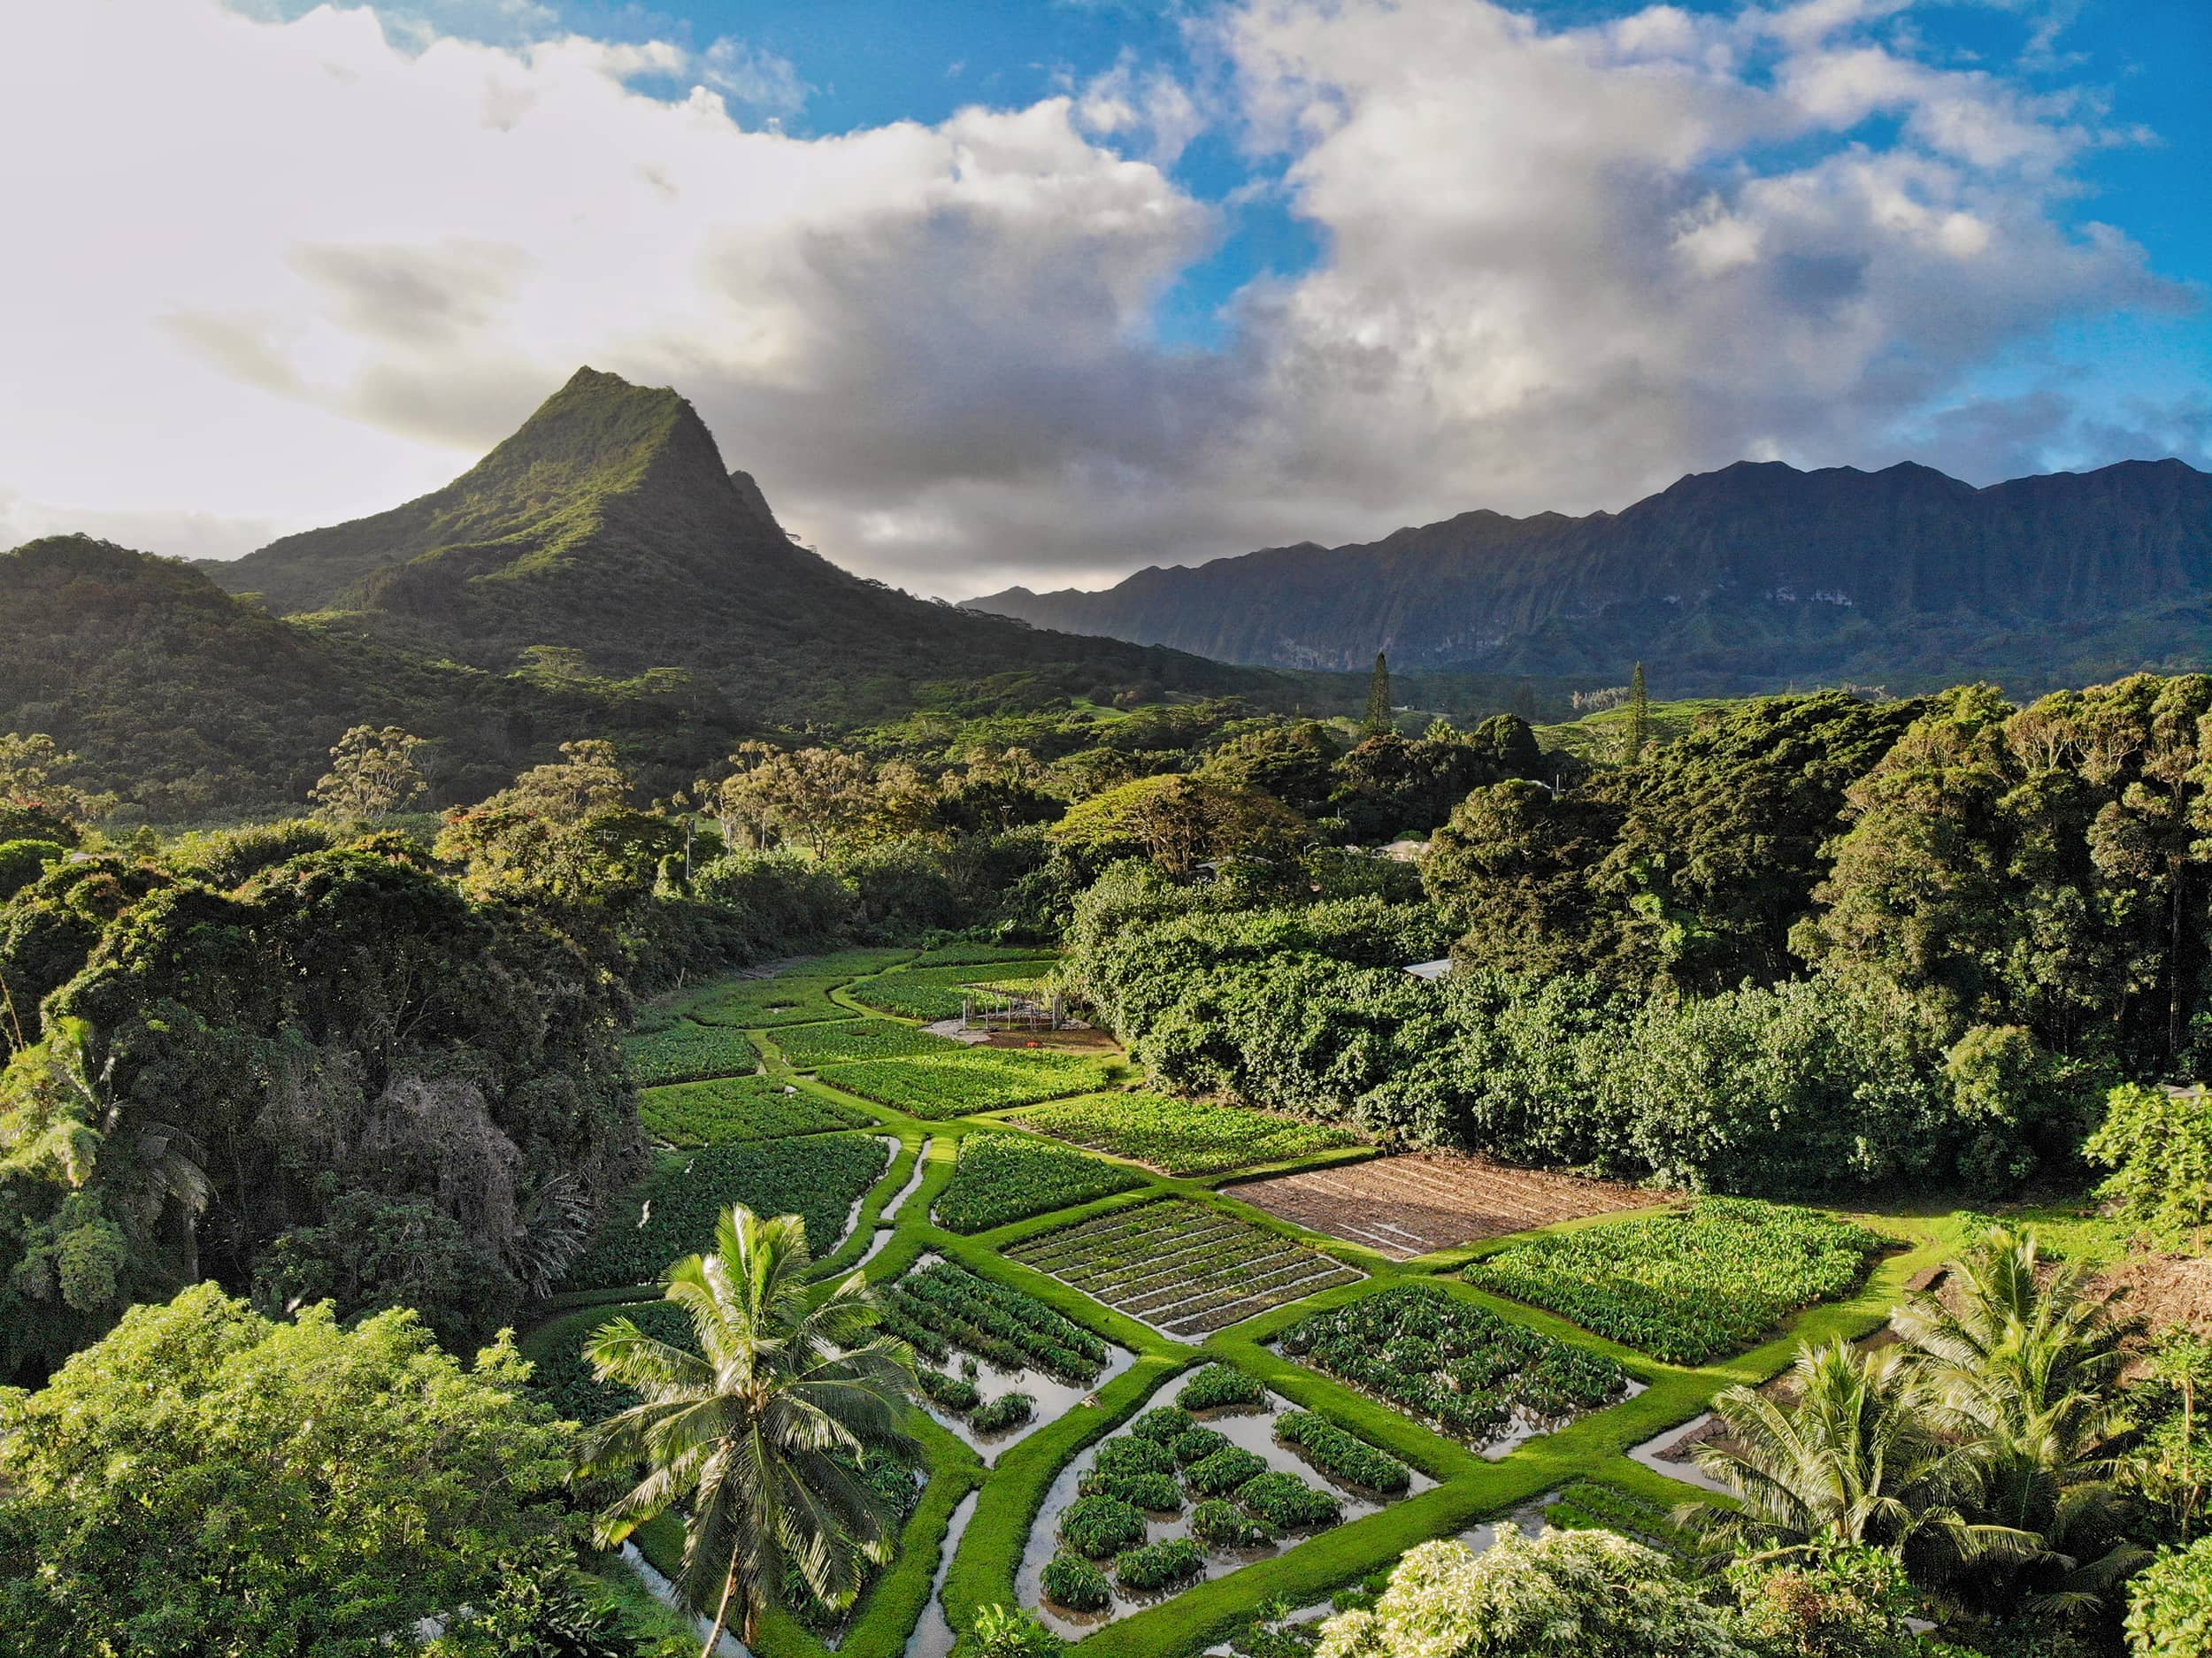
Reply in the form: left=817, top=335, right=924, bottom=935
left=965, top=456, right=2212, bottom=695
left=202, top=367, right=1260, bottom=713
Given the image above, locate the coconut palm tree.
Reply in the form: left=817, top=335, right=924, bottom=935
left=1892, top=1225, right=2147, bottom=1617
left=1684, top=1338, right=2018, bottom=1578
left=582, top=1204, right=918, bottom=1657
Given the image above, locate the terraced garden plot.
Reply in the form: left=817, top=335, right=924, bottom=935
left=1278, top=1284, right=1631, bottom=1450
left=1010, top=1091, right=1363, bottom=1178
left=884, top=1257, right=1137, bottom=1457
left=914, top=943, right=1060, bottom=968
left=1463, top=1197, right=1890, bottom=1364
left=819, top=1048, right=1116, bottom=1119
left=638, top=1074, right=875, bottom=1147
left=1015, top=1369, right=1432, bottom=1636
left=623, top=1018, right=759, bottom=1085
left=561, top=1132, right=892, bottom=1291
left=1007, top=1200, right=1363, bottom=1339
left=933, top=1132, right=1147, bottom=1233
left=1228, top=1152, right=1655, bottom=1260
left=847, top=959, right=1057, bottom=1022
left=770, top=1018, right=967, bottom=1069
left=672, top=972, right=853, bottom=1028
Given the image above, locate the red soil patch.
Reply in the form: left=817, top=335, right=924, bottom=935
left=1226, top=1151, right=1659, bottom=1261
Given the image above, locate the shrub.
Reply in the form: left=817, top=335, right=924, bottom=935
left=2126, top=1536, right=2212, bottom=1658
left=1041, top=1553, right=1111, bottom=1613
left=1234, top=1471, right=1341, bottom=1531
left=971, top=1392, right=1035, bottom=1433
left=1059, top=1495, right=1148, bottom=1560
left=1190, top=1498, right=1271, bottom=1548
left=1129, top=1405, right=1195, bottom=1444
left=1179, top=1364, right=1268, bottom=1412
left=1172, top=1428, right=1233, bottom=1466
left=1093, top=1435, right=1177, bottom=1479
left=1185, top=1446, right=1270, bottom=1496
left=1274, top=1409, right=1410, bottom=1493
left=918, top=1369, right=981, bottom=1414
left=1113, top=1537, right=1205, bottom=1593
left=1079, top=1468, right=1183, bottom=1512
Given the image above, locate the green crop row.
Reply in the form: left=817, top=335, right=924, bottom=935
left=639, top=1074, right=875, bottom=1147
left=1010, top=1200, right=1362, bottom=1337
left=819, top=1049, right=1117, bottom=1119
left=562, top=1132, right=891, bottom=1290
left=845, top=960, right=1057, bottom=1022
left=1010, top=1091, right=1363, bottom=1178
left=673, top=972, right=853, bottom=1028
left=772, top=1019, right=968, bottom=1069
left=1280, top=1284, right=1629, bottom=1442
left=1463, top=1197, right=1888, bottom=1364
left=932, top=1132, right=1147, bottom=1233
left=624, top=1018, right=760, bottom=1085
left=880, top=1259, right=1113, bottom=1382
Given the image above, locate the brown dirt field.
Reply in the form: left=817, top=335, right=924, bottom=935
left=2100, top=1252, right=2212, bottom=1342
left=1225, top=1151, right=1660, bottom=1261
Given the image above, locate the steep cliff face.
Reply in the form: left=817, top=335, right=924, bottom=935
left=966, top=458, right=2212, bottom=689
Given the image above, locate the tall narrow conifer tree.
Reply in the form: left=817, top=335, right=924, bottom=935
left=1363, top=651, right=1393, bottom=737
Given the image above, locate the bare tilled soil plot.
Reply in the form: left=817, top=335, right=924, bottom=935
left=1226, top=1152, right=1657, bottom=1260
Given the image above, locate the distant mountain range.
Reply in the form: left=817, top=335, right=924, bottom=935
left=965, top=457, right=2212, bottom=694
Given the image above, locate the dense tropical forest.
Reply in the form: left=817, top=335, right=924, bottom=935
left=2, top=665, right=2208, bottom=1658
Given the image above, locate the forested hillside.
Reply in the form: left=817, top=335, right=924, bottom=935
left=966, top=457, right=2212, bottom=693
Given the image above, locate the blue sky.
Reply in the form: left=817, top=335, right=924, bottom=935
left=4, top=0, right=2206, bottom=592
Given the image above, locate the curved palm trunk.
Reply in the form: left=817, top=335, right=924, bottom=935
left=702, top=1562, right=740, bottom=1658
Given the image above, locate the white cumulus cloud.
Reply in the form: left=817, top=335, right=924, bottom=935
left=0, top=0, right=2192, bottom=596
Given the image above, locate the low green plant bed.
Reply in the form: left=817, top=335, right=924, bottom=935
left=1113, top=1537, right=1205, bottom=1593
left=638, top=1074, right=873, bottom=1147
left=1463, top=1197, right=1889, bottom=1364
left=561, top=1132, right=888, bottom=1290
left=772, top=1018, right=966, bottom=1068
left=1273, top=1410, right=1410, bottom=1493
left=1041, top=1553, right=1111, bottom=1612
left=625, top=1019, right=759, bottom=1085
left=971, top=1392, right=1035, bottom=1433
left=1233, top=1471, right=1340, bottom=1531
left=1280, top=1284, right=1627, bottom=1439
left=1010, top=1090, right=1363, bottom=1177
left=1129, top=1405, right=1195, bottom=1444
left=1186, top=1446, right=1270, bottom=1496
left=879, top=1259, right=1113, bottom=1382
left=1191, top=1499, right=1271, bottom=1548
left=932, top=1132, right=1145, bottom=1233
left=820, top=1048, right=1116, bottom=1119
left=1062, top=1495, right=1149, bottom=1560
left=1179, top=1363, right=1269, bottom=1412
